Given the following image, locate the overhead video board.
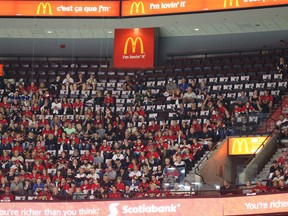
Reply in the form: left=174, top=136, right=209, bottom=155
left=122, top=0, right=288, bottom=17
left=0, top=0, right=120, bottom=17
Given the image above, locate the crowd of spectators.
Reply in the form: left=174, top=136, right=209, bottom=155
left=0, top=60, right=279, bottom=201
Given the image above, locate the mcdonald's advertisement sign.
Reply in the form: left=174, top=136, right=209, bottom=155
left=228, top=136, right=269, bottom=155
left=122, top=0, right=288, bottom=17
left=114, top=28, right=155, bottom=68
left=0, top=1, right=120, bottom=17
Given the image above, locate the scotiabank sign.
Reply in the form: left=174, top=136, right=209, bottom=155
left=0, top=1, right=120, bottom=17
left=1, top=193, right=288, bottom=216
left=114, top=28, right=155, bottom=68
left=122, top=0, right=288, bottom=17
left=228, top=136, right=269, bottom=155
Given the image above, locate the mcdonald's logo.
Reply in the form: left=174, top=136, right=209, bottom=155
left=123, top=37, right=144, bottom=55
left=130, top=1, right=145, bottom=15
left=37, top=2, right=53, bottom=15
left=231, top=138, right=249, bottom=154
left=224, top=0, right=239, bottom=8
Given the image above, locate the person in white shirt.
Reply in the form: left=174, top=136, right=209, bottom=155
left=183, top=87, right=197, bottom=103
left=51, top=98, right=62, bottom=115
left=62, top=74, right=74, bottom=91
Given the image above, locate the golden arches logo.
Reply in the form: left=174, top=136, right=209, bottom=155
left=123, top=37, right=144, bottom=55
left=224, top=0, right=239, bottom=8
left=37, top=2, right=53, bottom=15
left=231, top=138, right=249, bottom=155
left=130, top=2, right=145, bottom=15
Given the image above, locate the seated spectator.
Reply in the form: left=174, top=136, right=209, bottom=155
left=178, top=78, right=189, bottom=93
left=242, top=180, right=254, bottom=195
left=236, top=90, right=248, bottom=107
left=51, top=76, right=62, bottom=93
left=198, top=127, right=213, bottom=150
left=73, top=73, right=86, bottom=91
left=197, top=81, right=209, bottom=95
left=260, top=90, right=273, bottom=113
left=32, top=178, right=45, bottom=195
left=277, top=56, right=288, bottom=73
left=278, top=150, right=288, bottom=165
left=108, top=185, right=122, bottom=199
left=0, top=187, right=14, bottom=201
left=183, top=87, right=197, bottom=103
left=122, top=75, right=134, bottom=91
left=86, top=74, right=97, bottom=91
left=220, top=180, right=236, bottom=195
left=276, top=114, right=288, bottom=138
left=252, top=179, right=267, bottom=193
left=62, top=73, right=74, bottom=91
left=103, top=92, right=114, bottom=107
left=165, top=78, right=178, bottom=95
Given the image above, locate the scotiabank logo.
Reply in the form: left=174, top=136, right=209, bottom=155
left=37, top=2, right=52, bottom=15
left=108, top=203, right=180, bottom=215
left=231, top=138, right=249, bottom=154
left=224, top=0, right=239, bottom=8
left=124, top=37, right=144, bottom=55
left=108, top=203, right=120, bottom=216
left=130, top=2, right=145, bottom=15
left=37, top=2, right=53, bottom=15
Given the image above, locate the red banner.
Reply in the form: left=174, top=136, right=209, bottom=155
left=0, top=64, right=3, bottom=77
left=0, top=1, right=120, bottom=17
left=122, top=0, right=288, bottom=17
left=1, top=193, right=288, bottom=215
left=114, top=28, right=155, bottom=68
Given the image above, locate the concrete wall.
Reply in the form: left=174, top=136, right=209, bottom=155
left=199, top=139, right=233, bottom=184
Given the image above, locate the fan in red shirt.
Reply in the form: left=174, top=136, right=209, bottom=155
left=0, top=114, right=8, bottom=125
left=0, top=187, right=14, bottom=201
left=28, top=169, right=42, bottom=182
left=22, top=106, right=33, bottom=119
left=27, top=82, right=38, bottom=93
left=114, top=177, right=125, bottom=192
left=147, top=120, right=160, bottom=133
left=133, top=139, right=145, bottom=155
left=104, top=92, right=114, bottom=107
left=31, top=102, right=40, bottom=114
left=252, top=179, right=268, bottom=193
left=190, top=119, right=202, bottom=133
left=73, top=98, right=83, bottom=115
left=80, top=150, right=94, bottom=163
left=38, top=116, right=49, bottom=128
left=277, top=150, right=288, bottom=165
left=34, top=141, right=46, bottom=153
left=233, top=104, right=242, bottom=116
left=109, top=185, right=122, bottom=199
left=0, top=97, right=11, bottom=110
left=80, top=179, right=91, bottom=192
left=169, top=120, right=180, bottom=133
left=62, top=98, right=73, bottom=115
left=146, top=183, right=160, bottom=197
left=11, top=142, right=23, bottom=154
left=58, top=178, right=70, bottom=192
left=138, top=177, right=149, bottom=191
left=149, top=175, right=161, bottom=187
left=37, top=187, right=52, bottom=200
left=19, top=116, right=29, bottom=127
left=260, top=90, right=273, bottom=112
left=146, top=147, right=160, bottom=161
left=242, top=101, right=254, bottom=113
left=33, top=160, right=45, bottom=173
